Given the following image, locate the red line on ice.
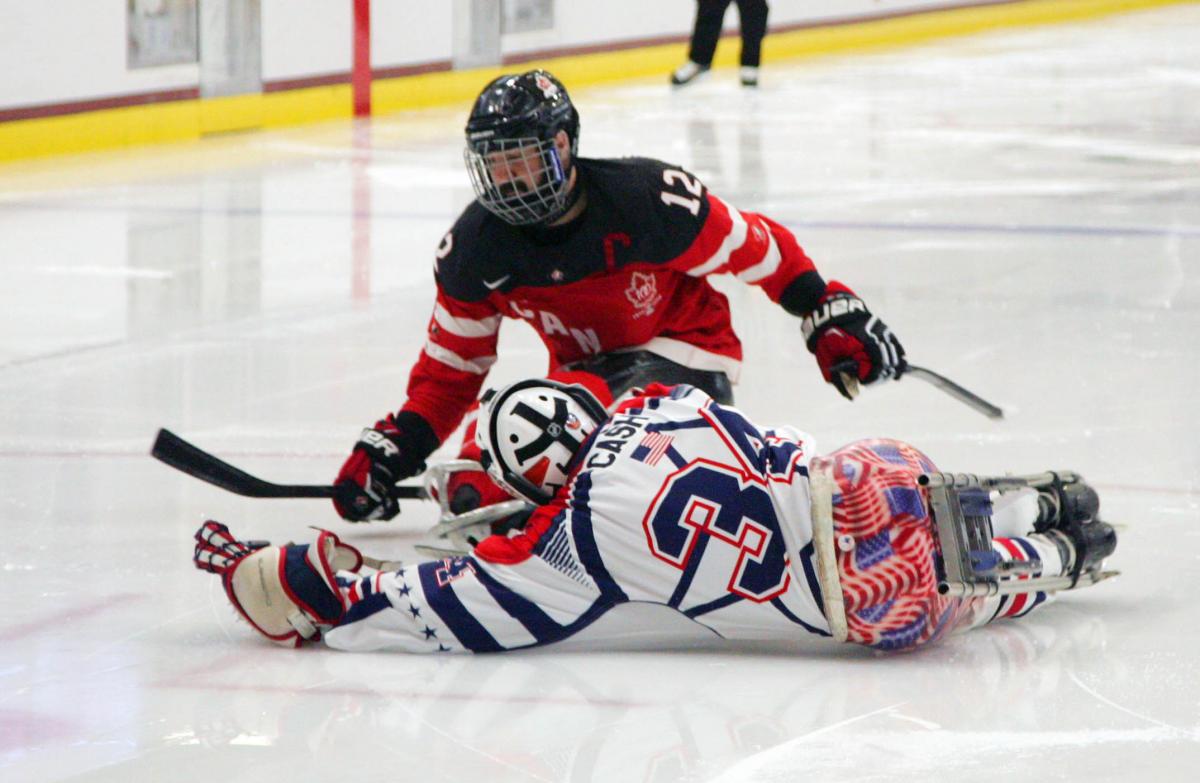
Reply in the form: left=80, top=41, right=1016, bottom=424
left=0, top=593, right=144, bottom=643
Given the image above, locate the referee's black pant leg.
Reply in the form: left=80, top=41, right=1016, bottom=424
left=735, top=0, right=769, bottom=67
left=688, top=0, right=735, bottom=66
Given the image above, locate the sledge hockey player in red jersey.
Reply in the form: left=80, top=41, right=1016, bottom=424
left=196, top=379, right=1118, bottom=653
left=331, top=69, right=906, bottom=524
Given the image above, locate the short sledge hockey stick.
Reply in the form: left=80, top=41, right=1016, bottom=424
left=904, top=365, right=1003, bottom=420
left=836, top=363, right=1004, bottom=420
left=151, top=428, right=427, bottom=500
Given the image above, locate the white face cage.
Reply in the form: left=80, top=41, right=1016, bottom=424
left=463, top=136, right=571, bottom=226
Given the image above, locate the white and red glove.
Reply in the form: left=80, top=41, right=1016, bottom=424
left=802, top=281, right=906, bottom=400
left=193, top=521, right=365, bottom=647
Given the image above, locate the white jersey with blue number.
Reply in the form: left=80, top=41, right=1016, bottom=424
left=323, top=385, right=830, bottom=653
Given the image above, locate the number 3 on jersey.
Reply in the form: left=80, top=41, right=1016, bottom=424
left=660, top=169, right=703, bottom=216
left=642, top=463, right=791, bottom=602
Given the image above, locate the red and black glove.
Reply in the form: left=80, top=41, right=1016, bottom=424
left=333, top=411, right=438, bottom=521
left=802, top=281, right=906, bottom=400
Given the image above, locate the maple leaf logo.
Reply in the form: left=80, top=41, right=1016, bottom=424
left=625, top=272, right=663, bottom=319
left=534, top=74, right=559, bottom=99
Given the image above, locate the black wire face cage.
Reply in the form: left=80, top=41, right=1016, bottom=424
left=463, top=136, right=571, bottom=226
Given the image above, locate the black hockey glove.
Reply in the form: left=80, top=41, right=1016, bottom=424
left=333, top=412, right=438, bottom=521
left=802, top=281, right=906, bottom=400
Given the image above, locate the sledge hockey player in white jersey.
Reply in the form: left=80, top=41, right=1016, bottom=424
left=194, top=379, right=1118, bottom=653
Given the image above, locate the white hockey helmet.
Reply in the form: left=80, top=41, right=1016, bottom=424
left=476, top=378, right=609, bottom=505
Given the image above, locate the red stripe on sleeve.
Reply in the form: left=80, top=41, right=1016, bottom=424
left=436, top=289, right=502, bottom=320
left=401, top=354, right=489, bottom=443
left=667, top=192, right=735, bottom=274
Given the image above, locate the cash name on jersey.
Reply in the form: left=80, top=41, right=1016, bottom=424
left=585, top=412, right=649, bottom=469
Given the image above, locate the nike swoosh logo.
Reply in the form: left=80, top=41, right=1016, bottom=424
left=483, top=275, right=511, bottom=290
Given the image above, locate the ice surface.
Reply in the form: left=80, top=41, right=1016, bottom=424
left=1, top=6, right=1198, bottom=781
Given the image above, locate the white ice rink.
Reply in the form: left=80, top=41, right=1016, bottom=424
left=2, top=6, right=1199, bottom=781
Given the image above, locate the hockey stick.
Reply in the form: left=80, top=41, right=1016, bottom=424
left=836, top=363, right=1003, bottom=420
left=904, top=365, right=1004, bottom=420
left=151, top=428, right=427, bottom=500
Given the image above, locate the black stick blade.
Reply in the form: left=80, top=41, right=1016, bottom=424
left=150, top=429, right=426, bottom=500
left=151, top=429, right=334, bottom=498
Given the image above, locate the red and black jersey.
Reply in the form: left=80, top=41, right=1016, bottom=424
left=402, top=156, right=827, bottom=443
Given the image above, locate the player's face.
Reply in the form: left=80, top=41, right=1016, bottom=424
left=484, top=131, right=572, bottom=199
left=485, top=145, right=545, bottom=198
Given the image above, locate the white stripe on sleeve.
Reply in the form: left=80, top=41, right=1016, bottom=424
left=685, top=197, right=749, bottom=278
left=433, top=303, right=501, bottom=338
left=734, top=231, right=782, bottom=283
left=423, top=341, right=497, bottom=375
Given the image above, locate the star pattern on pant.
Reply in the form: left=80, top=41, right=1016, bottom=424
left=387, top=569, right=445, bottom=649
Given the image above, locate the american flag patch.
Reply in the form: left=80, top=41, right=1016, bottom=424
left=636, top=431, right=674, bottom=466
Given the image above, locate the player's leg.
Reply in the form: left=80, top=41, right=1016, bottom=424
left=969, top=478, right=1115, bottom=629
left=565, top=350, right=734, bottom=404
left=734, top=0, right=768, bottom=86
left=809, top=440, right=1117, bottom=651
left=672, top=0, right=733, bottom=85
left=959, top=533, right=1064, bottom=629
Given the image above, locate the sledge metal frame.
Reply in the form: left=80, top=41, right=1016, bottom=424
left=921, top=470, right=1118, bottom=598
left=416, top=460, right=531, bottom=559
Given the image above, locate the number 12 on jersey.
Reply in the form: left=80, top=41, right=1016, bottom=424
left=660, top=169, right=704, bottom=216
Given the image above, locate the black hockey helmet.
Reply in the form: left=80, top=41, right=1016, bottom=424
left=463, top=70, right=581, bottom=226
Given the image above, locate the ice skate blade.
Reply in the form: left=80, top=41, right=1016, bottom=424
left=939, top=569, right=1119, bottom=598
left=415, top=542, right=472, bottom=559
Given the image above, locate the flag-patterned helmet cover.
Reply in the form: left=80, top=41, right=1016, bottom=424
left=815, top=439, right=981, bottom=651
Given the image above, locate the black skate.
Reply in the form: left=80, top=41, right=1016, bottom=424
left=1031, top=474, right=1117, bottom=587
